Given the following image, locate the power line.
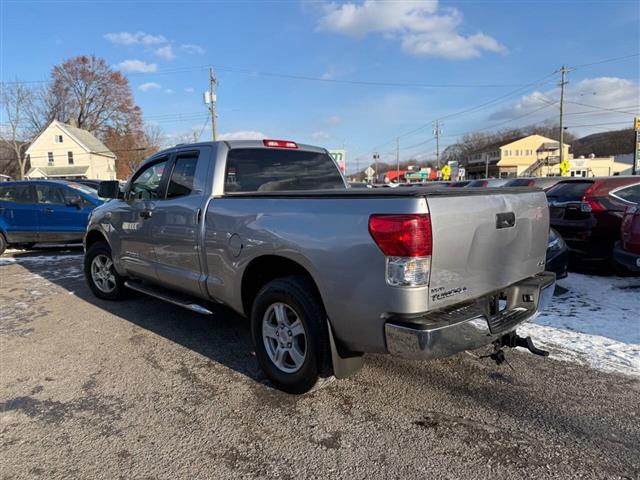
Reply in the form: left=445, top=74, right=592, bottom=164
left=572, top=53, right=640, bottom=70
left=565, top=100, right=640, bottom=115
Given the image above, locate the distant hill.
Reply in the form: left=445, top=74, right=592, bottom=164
left=572, top=128, right=635, bottom=157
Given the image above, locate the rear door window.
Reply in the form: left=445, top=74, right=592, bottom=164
left=546, top=181, right=593, bottom=203
left=224, top=148, right=345, bottom=193
left=0, top=185, right=33, bottom=204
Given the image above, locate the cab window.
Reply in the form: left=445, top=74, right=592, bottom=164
left=129, top=159, right=168, bottom=200
left=166, top=155, right=198, bottom=199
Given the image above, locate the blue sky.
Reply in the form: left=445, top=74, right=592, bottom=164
left=2, top=0, right=639, bottom=172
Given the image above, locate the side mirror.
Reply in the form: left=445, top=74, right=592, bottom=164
left=98, top=181, right=122, bottom=199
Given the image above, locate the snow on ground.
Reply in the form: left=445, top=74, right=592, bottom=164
left=1, top=251, right=638, bottom=377
left=519, top=273, right=640, bottom=378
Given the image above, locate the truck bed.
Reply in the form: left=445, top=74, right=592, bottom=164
left=220, top=186, right=537, bottom=198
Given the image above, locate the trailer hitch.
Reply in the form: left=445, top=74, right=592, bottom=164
left=481, top=331, right=549, bottom=367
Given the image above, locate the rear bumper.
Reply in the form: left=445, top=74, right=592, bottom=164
left=384, top=272, right=556, bottom=360
left=613, top=242, right=640, bottom=273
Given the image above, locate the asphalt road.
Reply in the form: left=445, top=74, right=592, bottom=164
left=1, top=249, right=638, bottom=480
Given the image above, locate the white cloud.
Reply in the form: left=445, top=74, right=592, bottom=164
left=117, top=59, right=158, bottom=73
left=311, top=131, right=330, bottom=140
left=104, top=31, right=167, bottom=46
left=317, top=1, right=506, bottom=59
left=154, top=45, right=176, bottom=60
left=165, top=88, right=175, bottom=94
left=184, top=87, right=195, bottom=93
left=490, top=77, right=640, bottom=123
left=325, top=115, right=342, bottom=125
left=181, top=44, right=205, bottom=55
left=138, top=82, right=161, bottom=92
left=219, top=131, right=267, bottom=140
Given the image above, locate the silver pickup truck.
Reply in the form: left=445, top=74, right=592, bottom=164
left=85, top=139, right=555, bottom=393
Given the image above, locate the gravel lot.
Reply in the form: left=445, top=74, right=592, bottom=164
left=1, top=248, right=639, bottom=479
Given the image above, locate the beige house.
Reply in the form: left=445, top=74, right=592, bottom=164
left=466, top=134, right=571, bottom=178
left=25, top=120, right=116, bottom=180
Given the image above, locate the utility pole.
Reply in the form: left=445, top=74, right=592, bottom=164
left=373, top=152, right=379, bottom=182
left=209, top=66, right=217, bottom=141
left=396, top=137, right=400, bottom=183
left=558, top=65, right=569, bottom=172
left=433, top=120, right=442, bottom=169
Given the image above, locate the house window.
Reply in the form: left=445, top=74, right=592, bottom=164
left=54, top=135, right=63, bottom=143
left=48, top=152, right=54, bottom=165
left=67, top=151, right=74, bottom=165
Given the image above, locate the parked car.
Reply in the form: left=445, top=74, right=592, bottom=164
left=546, top=228, right=569, bottom=279
left=0, top=180, right=103, bottom=255
left=0, top=174, right=12, bottom=182
left=613, top=204, right=640, bottom=273
left=448, top=180, right=472, bottom=187
left=466, top=179, right=511, bottom=188
left=545, top=176, right=640, bottom=268
left=85, top=139, right=554, bottom=394
left=504, top=177, right=565, bottom=191
left=71, top=179, right=102, bottom=190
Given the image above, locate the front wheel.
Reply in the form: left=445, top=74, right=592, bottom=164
left=250, top=275, right=333, bottom=394
left=84, top=241, right=128, bottom=300
left=0, top=233, right=7, bottom=256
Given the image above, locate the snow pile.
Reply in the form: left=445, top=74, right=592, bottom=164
left=520, top=273, right=640, bottom=378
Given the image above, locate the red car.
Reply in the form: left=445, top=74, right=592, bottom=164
left=545, top=176, right=640, bottom=267
left=614, top=205, right=640, bottom=273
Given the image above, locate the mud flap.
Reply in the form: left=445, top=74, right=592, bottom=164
left=327, top=320, right=364, bottom=379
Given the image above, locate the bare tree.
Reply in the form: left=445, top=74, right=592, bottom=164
left=50, top=55, right=138, bottom=137
left=0, top=82, right=33, bottom=179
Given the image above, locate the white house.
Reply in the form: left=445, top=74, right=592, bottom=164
left=25, top=120, right=116, bottom=180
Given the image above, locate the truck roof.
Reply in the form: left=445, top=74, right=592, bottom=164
left=158, top=140, right=328, bottom=157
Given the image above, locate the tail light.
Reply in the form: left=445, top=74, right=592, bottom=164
left=581, top=181, right=606, bottom=212
left=368, top=214, right=432, bottom=287
left=480, top=180, right=488, bottom=187
left=527, top=180, right=535, bottom=187
left=263, top=139, right=298, bottom=149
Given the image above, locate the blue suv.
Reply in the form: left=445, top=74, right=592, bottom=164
left=0, top=180, right=103, bottom=255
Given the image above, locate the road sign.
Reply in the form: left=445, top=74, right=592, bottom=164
left=329, top=150, right=346, bottom=174
left=441, top=164, right=451, bottom=180
left=365, top=166, right=375, bottom=180
left=559, top=159, right=570, bottom=176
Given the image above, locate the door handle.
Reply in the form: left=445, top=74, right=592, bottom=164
left=43, top=208, right=54, bottom=214
left=140, top=210, right=153, bottom=219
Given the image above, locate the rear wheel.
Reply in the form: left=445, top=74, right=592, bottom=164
left=0, top=233, right=7, bottom=256
left=250, top=275, right=333, bottom=394
left=84, top=241, right=128, bottom=300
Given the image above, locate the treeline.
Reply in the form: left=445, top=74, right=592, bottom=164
left=1, top=55, right=163, bottom=179
left=572, top=128, right=635, bottom=157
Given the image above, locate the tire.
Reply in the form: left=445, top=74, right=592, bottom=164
left=84, top=241, right=128, bottom=300
left=250, top=275, right=333, bottom=394
left=0, top=233, right=7, bottom=256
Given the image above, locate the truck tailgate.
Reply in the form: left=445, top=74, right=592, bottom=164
left=426, top=189, right=549, bottom=309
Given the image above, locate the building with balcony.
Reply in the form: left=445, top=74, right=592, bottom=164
left=465, top=134, right=571, bottom=179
